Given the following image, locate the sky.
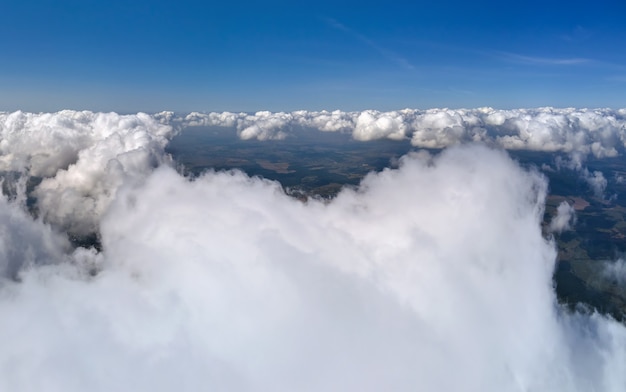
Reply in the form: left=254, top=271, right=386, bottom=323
left=1, top=0, right=625, bottom=113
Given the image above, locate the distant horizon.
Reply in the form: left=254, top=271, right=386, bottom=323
left=2, top=104, right=626, bottom=116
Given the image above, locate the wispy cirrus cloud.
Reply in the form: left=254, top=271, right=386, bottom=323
left=496, top=51, right=590, bottom=66
left=324, top=17, right=415, bottom=71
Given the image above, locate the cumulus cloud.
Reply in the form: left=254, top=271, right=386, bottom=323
left=353, top=110, right=408, bottom=141
left=581, top=168, right=608, bottom=199
left=0, top=192, right=70, bottom=279
left=171, top=107, right=626, bottom=160
left=549, top=201, right=576, bottom=233
left=0, top=110, right=625, bottom=390
left=0, top=110, right=97, bottom=177
left=0, top=111, right=174, bottom=235
left=0, top=138, right=623, bottom=390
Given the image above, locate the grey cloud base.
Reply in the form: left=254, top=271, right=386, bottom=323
left=0, top=110, right=625, bottom=391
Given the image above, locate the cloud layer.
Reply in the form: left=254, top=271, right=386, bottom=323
left=171, top=107, right=626, bottom=159
left=0, top=110, right=625, bottom=390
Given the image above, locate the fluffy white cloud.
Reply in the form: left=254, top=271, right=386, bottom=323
left=549, top=201, right=576, bottom=233
left=0, top=110, right=98, bottom=177
left=173, top=107, right=626, bottom=159
left=0, top=142, right=623, bottom=391
left=238, top=111, right=292, bottom=140
left=0, top=193, right=70, bottom=279
left=293, top=109, right=356, bottom=132
left=353, top=110, right=408, bottom=141
left=0, top=110, right=625, bottom=391
left=0, top=111, right=174, bottom=235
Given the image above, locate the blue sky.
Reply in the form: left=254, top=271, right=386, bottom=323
left=1, top=0, right=625, bottom=113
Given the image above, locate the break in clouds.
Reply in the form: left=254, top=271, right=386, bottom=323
left=0, top=109, right=625, bottom=391
left=170, top=107, right=626, bottom=198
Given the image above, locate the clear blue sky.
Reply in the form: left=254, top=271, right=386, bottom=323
left=1, top=0, right=625, bottom=113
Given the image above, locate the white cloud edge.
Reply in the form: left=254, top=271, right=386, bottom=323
left=160, top=107, right=626, bottom=159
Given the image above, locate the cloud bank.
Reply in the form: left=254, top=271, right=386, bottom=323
left=0, top=110, right=174, bottom=235
left=171, top=107, right=626, bottom=159
left=0, top=110, right=625, bottom=391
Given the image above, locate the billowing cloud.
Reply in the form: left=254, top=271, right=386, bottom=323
left=0, top=110, right=98, bottom=177
left=0, top=130, right=623, bottom=390
left=353, top=110, right=408, bottom=141
left=0, top=110, right=625, bottom=390
left=172, top=107, right=626, bottom=160
left=0, top=111, right=174, bottom=235
left=0, top=193, right=70, bottom=279
left=549, top=201, right=576, bottom=233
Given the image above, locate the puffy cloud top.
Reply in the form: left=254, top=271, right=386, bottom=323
left=172, top=107, right=626, bottom=159
left=0, top=111, right=174, bottom=235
